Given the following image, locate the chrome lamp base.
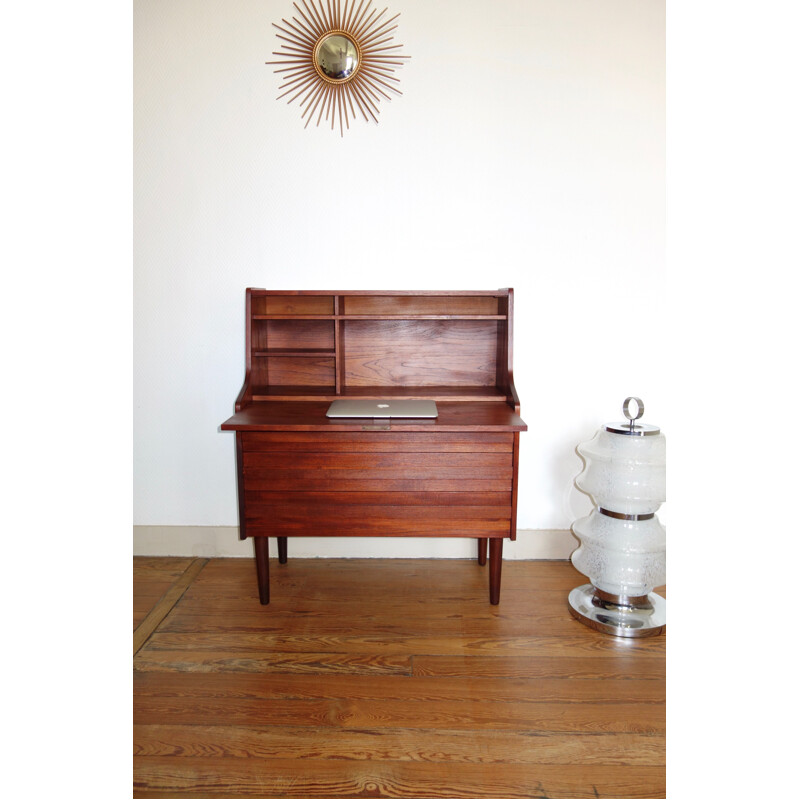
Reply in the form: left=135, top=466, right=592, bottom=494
left=568, top=584, right=666, bottom=638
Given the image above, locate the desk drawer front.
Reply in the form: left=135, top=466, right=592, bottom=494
left=240, top=432, right=515, bottom=538
left=242, top=431, right=514, bottom=453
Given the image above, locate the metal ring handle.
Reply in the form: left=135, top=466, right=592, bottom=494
left=622, top=397, right=644, bottom=422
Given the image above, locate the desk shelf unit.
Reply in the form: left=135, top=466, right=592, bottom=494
left=222, top=289, right=526, bottom=604
left=239, top=290, right=519, bottom=409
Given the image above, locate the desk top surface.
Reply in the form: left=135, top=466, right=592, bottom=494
left=221, top=401, right=527, bottom=433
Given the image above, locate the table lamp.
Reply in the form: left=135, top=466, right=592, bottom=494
left=567, top=397, right=666, bottom=637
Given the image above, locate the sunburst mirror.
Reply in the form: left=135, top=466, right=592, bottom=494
left=267, top=0, right=410, bottom=136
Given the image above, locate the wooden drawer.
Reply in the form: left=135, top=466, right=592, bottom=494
left=239, top=431, right=515, bottom=538
left=241, top=431, right=514, bottom=452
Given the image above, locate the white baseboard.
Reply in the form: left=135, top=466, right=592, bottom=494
left=133, top=526, right=577, bottom=560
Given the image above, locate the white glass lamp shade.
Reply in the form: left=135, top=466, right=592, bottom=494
left=576, top=429, right=665, bottom=515
left=571, top=510, right=666, bottom=597
left=568, top=398, right=666, bottom=637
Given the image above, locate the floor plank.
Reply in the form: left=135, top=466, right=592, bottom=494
left=133, top=671, right=665, bottom=704
left=141, top=630, right=665, bottom=658
left=133, top=756, right=665, bottom=798
left=134, top=650, right=413, bottom=675
left=133, top=724, right=665, bottom=765
left=133, top=695, right=663, bottom=733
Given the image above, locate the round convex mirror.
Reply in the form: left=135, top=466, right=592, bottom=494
left=316, top=34, right=359, bottom=80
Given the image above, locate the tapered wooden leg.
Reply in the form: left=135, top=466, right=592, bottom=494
left=254, top=537, right=270, bottom=605
left=477, top=538, right=488, bottom=566
left=278, top=537, right=288, bottom=564
left=489, top=538, right=503, bottom=605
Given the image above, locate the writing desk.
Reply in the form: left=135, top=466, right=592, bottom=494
left=221, top=290, right=527, bottom=604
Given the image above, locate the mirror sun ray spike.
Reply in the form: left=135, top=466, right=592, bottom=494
left=266, top=0, right=410, bottom=136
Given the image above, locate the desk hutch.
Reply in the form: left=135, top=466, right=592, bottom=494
left=221, top=289, right=527, bottom=604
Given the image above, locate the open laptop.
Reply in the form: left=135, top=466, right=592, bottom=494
left=326, top=399, right=438, bottom=419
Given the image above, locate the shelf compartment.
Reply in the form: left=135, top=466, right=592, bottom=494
left=252, top=318, right=335, bottom=353
left=251, top=355, right=336, bottom=388
left=251, top=295, right=334, bottom=316
left=342, top=295, right=501, bottom=317
left=342, top=319, right=499, bottom=388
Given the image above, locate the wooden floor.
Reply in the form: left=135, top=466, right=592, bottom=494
left=133, top=556, right=665, bottom=799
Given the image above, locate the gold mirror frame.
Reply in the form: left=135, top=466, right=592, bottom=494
left=267, top=0, right=410, bottom=136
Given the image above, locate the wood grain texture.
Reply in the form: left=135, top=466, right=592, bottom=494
left=255, top=318, right=335, bottom=350
left=343, top=319, right=499, bottom=387
left=253, top=294, right=335, bottom=315
left=133, top=557, right=196, bottom=629
left=133, top=757, right=664, bottom=798
left=244, top=490, right=513, bottom=506
left=134, top=558, right=665, bottom=798
left=241, top=431, right=514, bottom=451
left=242, top=451, right=513, bottom=469
left=243, top=477, right=512, bottom=493
left=257, top=355, right=336, bottom=387
left=133, top=558, right=208, bottom=656
left=133, top=724, right=665, bottom=765
left=133, top=670, right=665, bottom=705
left=341, top=295, right=501, bottom=316
left=239, top=429, right=515, bottom=557
left=244, top=518, right=511, bottom=538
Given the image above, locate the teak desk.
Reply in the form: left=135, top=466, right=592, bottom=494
left=221, top=290, right=527, bottom=604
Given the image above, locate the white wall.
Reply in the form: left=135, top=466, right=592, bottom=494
left=133, top=0, right=665, bottom=556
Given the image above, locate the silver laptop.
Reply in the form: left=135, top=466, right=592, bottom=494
left=326, top=399, right=438, bottom=419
